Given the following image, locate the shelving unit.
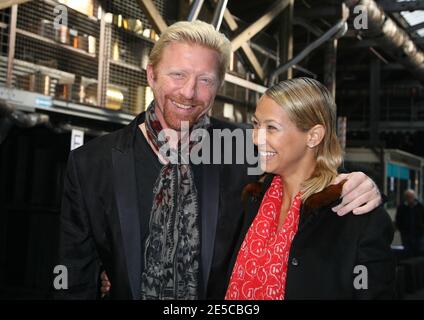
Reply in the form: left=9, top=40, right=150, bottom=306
left=0, top=0, right=169, bottom=125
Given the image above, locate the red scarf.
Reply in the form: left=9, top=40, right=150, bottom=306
left=225, top=176, right=302, bottom=300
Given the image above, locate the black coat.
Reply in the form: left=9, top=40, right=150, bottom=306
left=229, top=174, right=396, bottom=300
left=395, top=201, right=424, bottom=239
left=55, top=112, right=256, bottom=299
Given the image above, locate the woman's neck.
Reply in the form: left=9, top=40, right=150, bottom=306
left=277, top=157, right=316, bottom=202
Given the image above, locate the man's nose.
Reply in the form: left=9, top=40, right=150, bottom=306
left=180, top=77, right=196, bottom=100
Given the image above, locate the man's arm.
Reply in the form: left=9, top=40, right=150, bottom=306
left=332, top=172, right=382, bottom=216
left=53, top=152, right=101, bottom=299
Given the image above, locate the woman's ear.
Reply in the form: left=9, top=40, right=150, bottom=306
left=307, top=124, right=325, bottom=148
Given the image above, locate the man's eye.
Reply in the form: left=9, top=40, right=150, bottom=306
left=251, top=120, right=259, bottom=128
left=267, top=125, right=277, bottom=131
left=170, top=73, right=184, bottom=79
left=199, top=78, right=213, bottom=85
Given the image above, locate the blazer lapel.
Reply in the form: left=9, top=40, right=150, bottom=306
left=199, top=163, right=220, bottom=294
left=111, top=113, right=144, bottom=299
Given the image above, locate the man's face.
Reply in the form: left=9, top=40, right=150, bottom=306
left=405, top=191, right=416, bottom=205
left=146, top=41, right=221, bottom=130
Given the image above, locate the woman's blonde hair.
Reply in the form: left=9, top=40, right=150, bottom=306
left=149, top=20, right=231, bottom=83
left=265, top=77, right=343, bottom=200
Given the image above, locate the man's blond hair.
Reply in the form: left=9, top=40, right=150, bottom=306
left=149, top=20, right=231, bottom=83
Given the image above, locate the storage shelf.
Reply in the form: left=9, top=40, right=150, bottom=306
left=0, top=86, right=134, bottom=125
left=16, top=28, right=96, bottom=59
left=43, top=0, right=100, bottom=23
left=110, top=59, right=144, bottom=73
left=113, top=24, right=156, bottom=45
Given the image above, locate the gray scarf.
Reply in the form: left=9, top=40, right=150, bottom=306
left=140, top=102, right=210, bottom=299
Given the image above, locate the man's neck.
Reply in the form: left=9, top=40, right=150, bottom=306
left=139, top=123, right=168, bottom=164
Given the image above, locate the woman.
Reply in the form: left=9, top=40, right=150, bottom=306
left=225, top=78, right=395, bottom=300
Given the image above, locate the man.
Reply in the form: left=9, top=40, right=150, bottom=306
left=55, top=21, right=382, bottom=300
left=396, top=189, right=424, bottom=257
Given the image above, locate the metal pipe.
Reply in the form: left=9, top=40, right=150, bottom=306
left=211, top=0, right=228, bottom=31
left=188, top=0, right=205, bottom=21
left=344, top=0, right=424, bottom=82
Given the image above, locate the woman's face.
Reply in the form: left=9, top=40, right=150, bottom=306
left=252, top=95, right=310, bottom=176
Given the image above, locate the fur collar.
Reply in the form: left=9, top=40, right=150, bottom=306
left=242, top=175, right=347, bottom=215
left=302, top=179, right=346, bottom=215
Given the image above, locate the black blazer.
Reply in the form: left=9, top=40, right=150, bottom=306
left=55, top=112, right=256, bottom=299
left=229, top=174, right=396, bottom=300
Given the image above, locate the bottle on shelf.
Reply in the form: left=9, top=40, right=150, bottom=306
left=69, top=27, right=78, bottom=49
left=56, top=25, right=70, bottom=45
left=88, top=36, right=96, bottom=54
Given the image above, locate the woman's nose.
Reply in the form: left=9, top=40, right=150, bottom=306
left=252, top=127, right=266, bottom=146
left=252, top=128, right=258, bottom=145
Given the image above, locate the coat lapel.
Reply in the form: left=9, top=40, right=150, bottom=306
left=198, top=163, right=220, bottom=295
left=111, top=113, right=144, bottom=299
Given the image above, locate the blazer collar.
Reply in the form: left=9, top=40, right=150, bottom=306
left=111, top=111, right=144, bottom=299
left=113, top=112, right=145, bottom=154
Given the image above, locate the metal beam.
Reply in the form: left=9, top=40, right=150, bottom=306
left=296, top=6, right=341, bottom=19
left=6, top=5, right=17, bottom=87
left=250, top=42, right=278, bottom=60
left=348, top=121, right=424, bottom=131
left=293, top=17, right=324, bottom=37
left=379, top=0, right=424, bottom=12
left=324, top=39, right=338, bottom=98
left=408, top=21, right=424, bottom=33
left=223, top=9, right=265, bottom=80
left=211, top=0, right=228, bottom=31
left=0, top=0, right=31, bottom=10
left=231, top=0, right=290, bottom=52
left=270, top=16, right=348, bottom=84
left=413, top=37, right=424, bottom=45
left=369, top=58, right=381, bottom=144
left=224, top=73, right=267, bottom=93
left=277, top=0, right=294, bottom=80
left=187, top=0, right=205, bottom=21
left=135, top=0, right=168, bottom=34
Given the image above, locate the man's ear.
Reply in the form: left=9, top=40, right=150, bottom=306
left=307, top=124, right=325, bottom=149
left=146, top=64, right=155, bottom=88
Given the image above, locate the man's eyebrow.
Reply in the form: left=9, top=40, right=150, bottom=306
left=199, top=73, right=218, bottom=80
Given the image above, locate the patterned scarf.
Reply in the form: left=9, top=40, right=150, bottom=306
left=140, top=102, right=210, bottom=300
left=225, top=175, right=302, bottom=300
